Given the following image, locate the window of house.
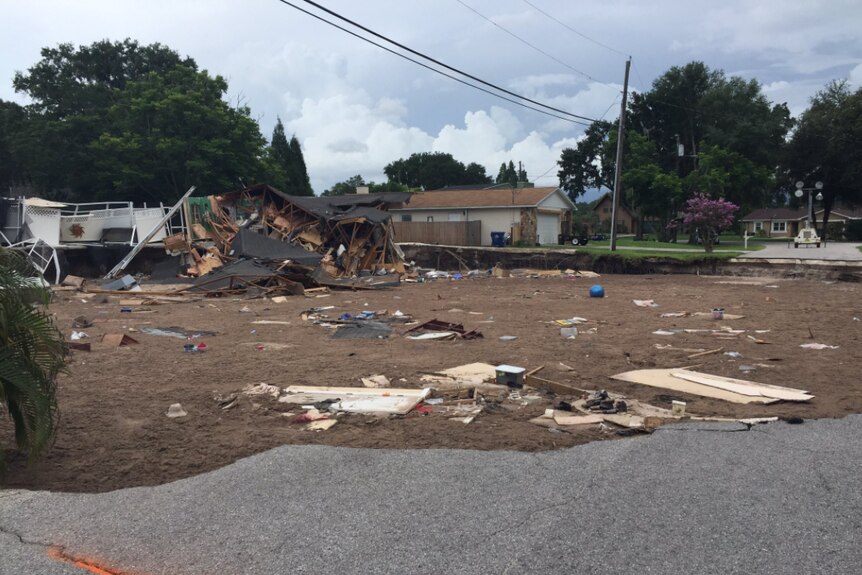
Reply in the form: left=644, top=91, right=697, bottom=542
left=754, top=222, right=763, bottom=232
left=426, top=216, right=434, bottom=222
left=602, top=207, right=610, bottom=213
left=772, top=221, right=786, bottom=232
left=400, top=214, right=412, bottom=222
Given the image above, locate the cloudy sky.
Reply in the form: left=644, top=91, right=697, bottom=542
left=2, top=0, right=860, bottom=196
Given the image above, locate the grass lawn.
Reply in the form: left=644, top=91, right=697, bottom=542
left=589, top=237, right=704, bottom=250
left=574, top=247, right=743, bottom=260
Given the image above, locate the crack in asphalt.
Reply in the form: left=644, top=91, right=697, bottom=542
left=0, top=522, right=55, bottom=549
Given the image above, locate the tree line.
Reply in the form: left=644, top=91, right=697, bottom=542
left=0, top=39, right=313, bottom=205
left=557, top=61, right=862, bottom=240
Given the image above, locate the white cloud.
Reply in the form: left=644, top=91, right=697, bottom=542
left=849, top=63, right=862, bottom=88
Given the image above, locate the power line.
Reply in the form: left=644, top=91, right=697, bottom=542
left=599, top=94, right=620, bottom=121
left=454, top=0, right=594, bottom=82
left=520, top=0, right=630, bottom=58
left=290, top=0, right=598, bottom=124
left=273, top=0, right=590, bottom=126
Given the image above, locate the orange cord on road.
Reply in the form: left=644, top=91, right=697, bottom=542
left=48, top=547, right=139, bottom=575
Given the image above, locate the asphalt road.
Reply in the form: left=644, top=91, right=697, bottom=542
left=736, top=240, right=862, bottom=261
left=1, top=416, right=860, bottom=575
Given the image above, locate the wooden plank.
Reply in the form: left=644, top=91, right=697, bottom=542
left=670, top=370, right=812, bottom=401
left=525, top=374, right=590, bottom=396
left=553, top=413, right=604, bottom=426
left=611, top=368, right=780, bottom=404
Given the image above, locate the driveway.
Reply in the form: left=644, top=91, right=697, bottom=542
left=1, top=416, right=861, bottom=575
left=737, top=241, right=862, bottom=261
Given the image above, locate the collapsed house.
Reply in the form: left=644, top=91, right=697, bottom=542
left=170, top=184, right=414, bottom=293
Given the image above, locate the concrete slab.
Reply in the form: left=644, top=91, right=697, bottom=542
left=737, top=241, right=862, bottom=261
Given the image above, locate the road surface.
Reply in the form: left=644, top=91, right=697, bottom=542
left=1, top=416, right=860, bottom=575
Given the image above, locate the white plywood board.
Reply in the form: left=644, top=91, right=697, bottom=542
left=611, top=368, right=780, bottom=404
left=280, top=386, right=430, bottom=414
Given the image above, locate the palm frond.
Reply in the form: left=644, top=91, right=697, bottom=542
left=0, top=248, right=66, bottom=469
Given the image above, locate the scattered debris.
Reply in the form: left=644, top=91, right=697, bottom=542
left=800, top=343, right=839, bottom=350
left=61, top=275, right=86, bottom=289
left=70, top=331, right=88, bottom=341
left=495, top=365, right=526, bottom=388
left=633, top=299, right=659, bottom=307
left=687, top=347, right=723, bottom=359
left=140, top=326, right=217, bottom=339
left=306, top=419, right=338, bottom=431
left=101, top=274, right=141, bottom=292
left=560, top=327, right=578, bottom=339
left=554, top=317, right=589, bottom=326
left=403, top=319, right=483, bottom=340
left=166, top=403, right=187, bottom=418
left=242, top=383, right=282, bottom=398
left=332, top=321, right=393, bottom=340
left=361, top=375, right=391, bottom=388
left=72, top=315, right=93, bottom=328
left=102, top=333, right=139, bottom=347
left=279, top=386, right=430, bottom=415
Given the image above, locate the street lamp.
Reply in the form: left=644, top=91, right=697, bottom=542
left=795, top=180, right=823, bottom=228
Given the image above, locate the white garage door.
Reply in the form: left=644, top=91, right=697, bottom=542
left=537, top=213, right=559, bottom=245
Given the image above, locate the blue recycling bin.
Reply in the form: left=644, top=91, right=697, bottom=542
left=490, top=231, right=506, bottom=247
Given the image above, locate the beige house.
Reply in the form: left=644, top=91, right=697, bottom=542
left=741, top=206, right=862, bottom=238
left=389, top=186, right=575, bottom=246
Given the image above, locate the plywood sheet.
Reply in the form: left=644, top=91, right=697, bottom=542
left=279, top=386, right=429, bottom=414
left=610, top=368, right=780, bottom=404
left=670, top=370, right=812, bottom=401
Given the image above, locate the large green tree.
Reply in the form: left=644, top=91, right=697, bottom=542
left=784, top=80, right=862, bottom=240
left=495, top=160, right=528, bottom=186
left=89, top=65, right=265, bottom=203
left=265, top=119, right=313, bottom=196
left=287, top=135, right=314, bottom=196
left=321, top=175, right=408, bottom=196
left=322, top=175, right=365, bottom=196
left=559, top=62, right=792, bottom=239
left=12, top=40, right=195, bottom=200
left=557, top=120, right=614, bottom=202
left=384, top=152, right=491, bottom=190
left=10, top=40, right=273, bottom=203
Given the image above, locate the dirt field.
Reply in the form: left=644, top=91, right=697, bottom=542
left=2, top=272, right=860, bottom=493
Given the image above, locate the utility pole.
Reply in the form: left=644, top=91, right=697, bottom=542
left=609, top=57, right=631, bottom=251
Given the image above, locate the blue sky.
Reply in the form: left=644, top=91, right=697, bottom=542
left=2, top=0, right=860, bottom=195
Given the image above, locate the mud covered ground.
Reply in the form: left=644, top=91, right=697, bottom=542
left=2, top=272, right=860, bottom=493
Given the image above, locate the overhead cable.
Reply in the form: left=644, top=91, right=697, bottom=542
left=274, top=0, right=591, bottom=125
left=455, top=0, right=595, bottom=81
left=289, top=0, right=598, bottom=123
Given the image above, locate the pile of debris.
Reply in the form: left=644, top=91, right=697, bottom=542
left=163, top=184, right=414, bottom=295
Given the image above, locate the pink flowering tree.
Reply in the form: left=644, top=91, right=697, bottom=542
left=682, top=193, right=739, bottom=252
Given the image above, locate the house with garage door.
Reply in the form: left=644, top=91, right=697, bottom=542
left=389, top=185, right=575, bottom=246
